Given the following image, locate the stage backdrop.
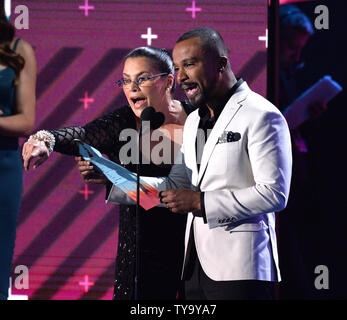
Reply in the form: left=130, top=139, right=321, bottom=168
left=11, top=0, right=268, bottom=300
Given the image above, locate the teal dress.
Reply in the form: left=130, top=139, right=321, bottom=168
left=0, top=39, right=23, bottom=300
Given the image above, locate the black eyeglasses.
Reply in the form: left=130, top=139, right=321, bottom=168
left=117, top=73, right=168, bottom=89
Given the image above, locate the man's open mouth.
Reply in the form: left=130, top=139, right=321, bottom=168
left=182, top=83, right=199, bottom=97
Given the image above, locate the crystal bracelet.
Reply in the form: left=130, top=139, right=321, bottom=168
left=28, top=130, right=56, bottom=153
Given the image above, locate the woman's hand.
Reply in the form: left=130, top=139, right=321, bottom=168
left=22, top=138, right=50, bottom=170
left=75, top=157, right=107, bottom=184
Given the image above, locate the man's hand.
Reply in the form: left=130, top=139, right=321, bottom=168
left=160, top=189, right=201, bottom=214
left=75, top=156, right=107, bottom=184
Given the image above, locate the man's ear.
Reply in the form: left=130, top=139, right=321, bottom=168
left=218, top=56, right=229, bottom=72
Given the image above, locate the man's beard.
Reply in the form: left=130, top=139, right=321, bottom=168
left=188, top=81, right=217, bottom=109
left=189, top=91, right=207, bottom=109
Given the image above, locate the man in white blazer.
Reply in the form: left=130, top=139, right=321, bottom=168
left=156, top=28, right=292, bottom=299
left=107, top=27, right=292, bottom=299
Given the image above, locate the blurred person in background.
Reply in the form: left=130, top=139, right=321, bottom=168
left=278, top=4, right=327, bottom=299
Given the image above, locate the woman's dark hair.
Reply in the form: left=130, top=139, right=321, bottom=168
left=125, top=47, right=175, bottom=93
left=0, top=0, right=25, bottom=82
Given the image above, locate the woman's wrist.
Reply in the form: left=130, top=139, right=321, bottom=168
left=28, top=130, right=55, bottom=153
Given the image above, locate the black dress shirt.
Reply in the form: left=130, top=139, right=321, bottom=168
left=193, top=78, right=244, bottom=222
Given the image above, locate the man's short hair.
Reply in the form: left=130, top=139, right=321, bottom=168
left=176, top=27, right=229, bottom=58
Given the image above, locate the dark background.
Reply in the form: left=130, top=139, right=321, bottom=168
left=286, top=0, right=347, bottom=299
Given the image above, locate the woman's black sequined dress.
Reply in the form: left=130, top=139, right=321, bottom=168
left=50, top=104, right=191, bottom=299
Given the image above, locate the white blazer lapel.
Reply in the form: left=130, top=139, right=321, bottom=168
left=197, top=84, right=249, bottom=185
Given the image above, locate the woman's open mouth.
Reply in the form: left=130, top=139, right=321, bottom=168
left=131, top=97, right=147, bottom=109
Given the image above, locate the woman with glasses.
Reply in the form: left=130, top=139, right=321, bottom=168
left=22, top=47, right=193, bottom=300
left=0, top=3, right=36, bottom=299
